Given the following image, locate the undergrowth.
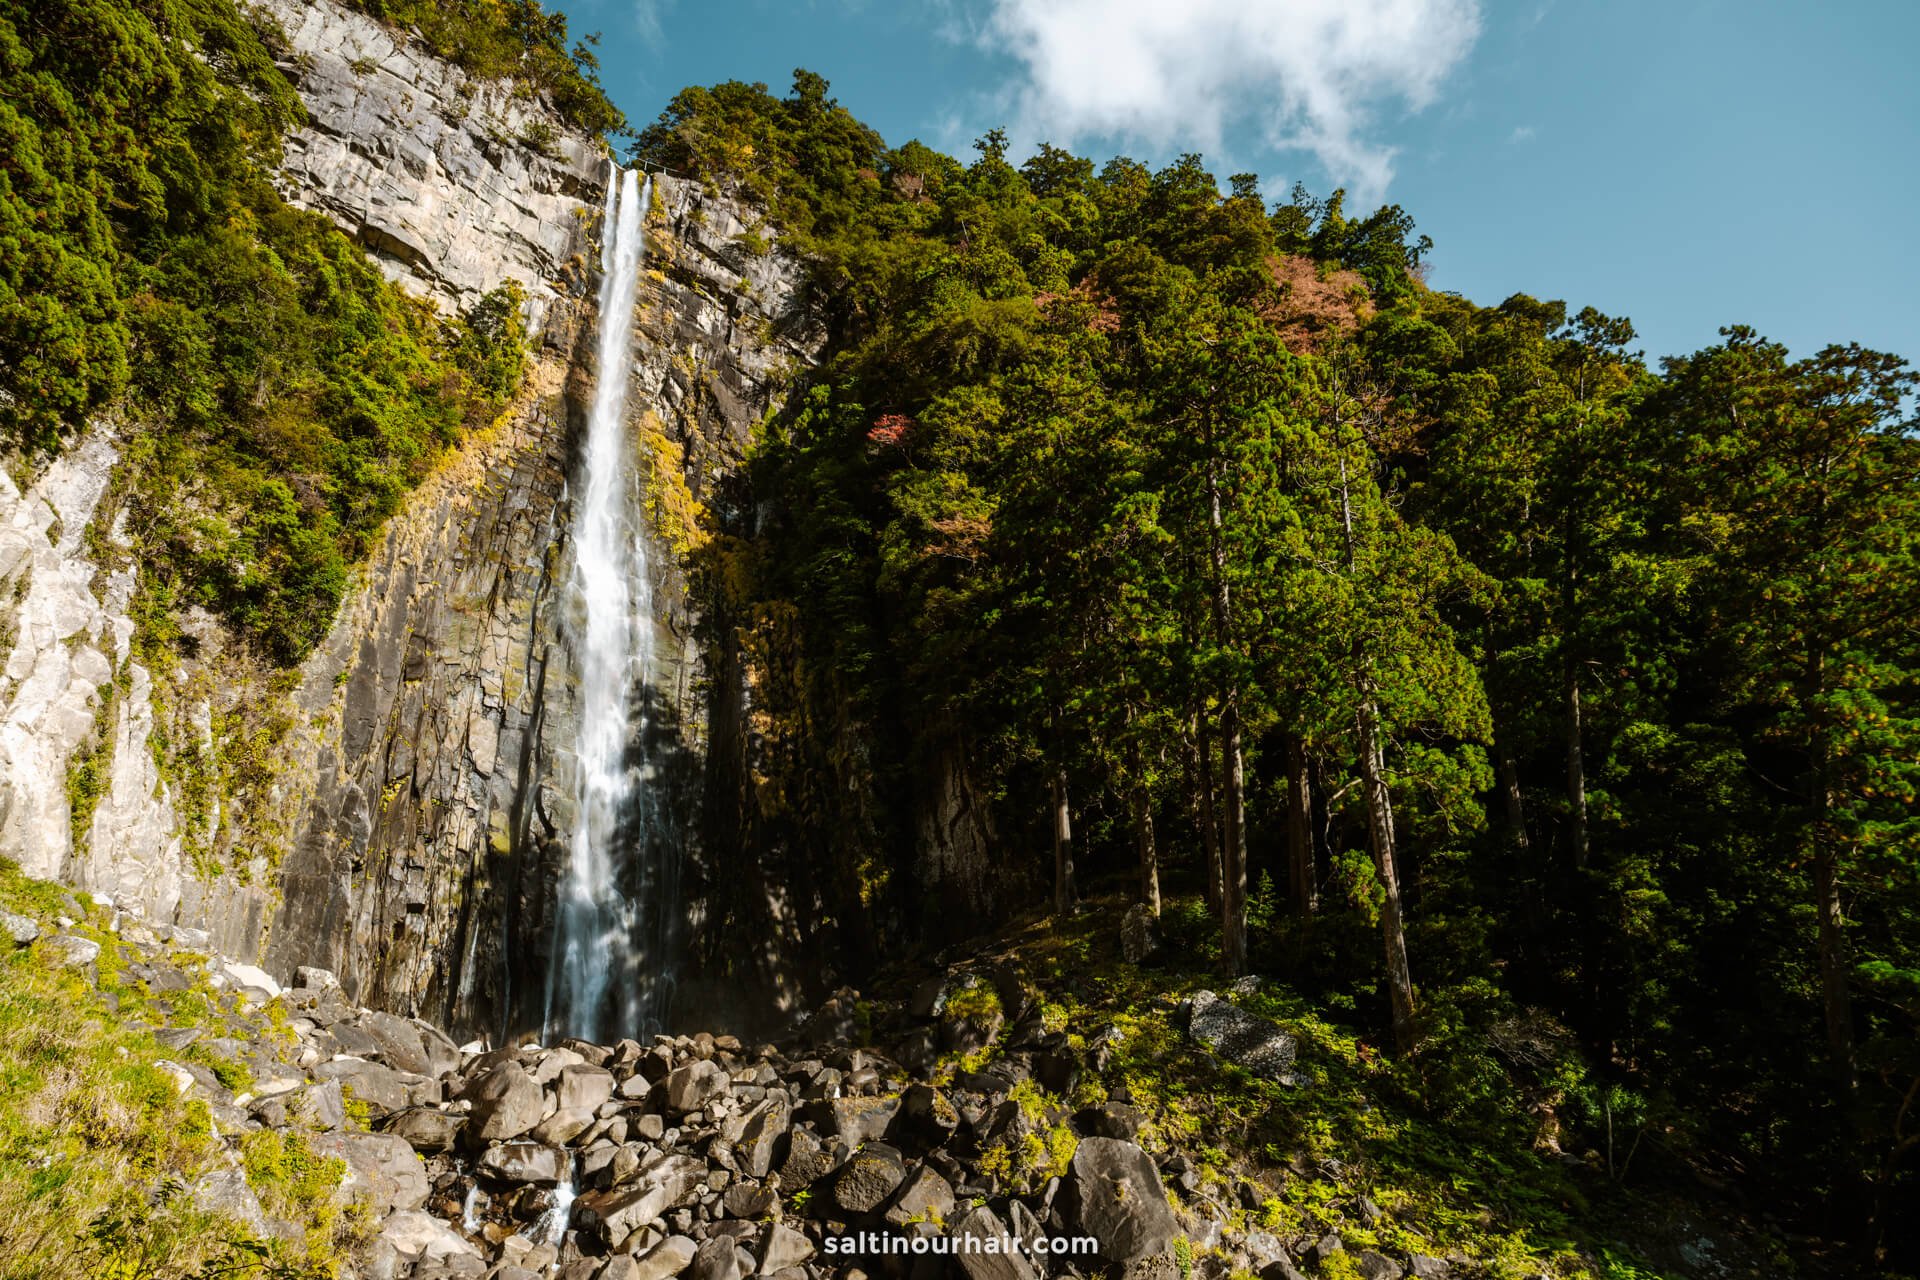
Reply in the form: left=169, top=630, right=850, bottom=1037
left=919, top=893, right=1791, bottom=1280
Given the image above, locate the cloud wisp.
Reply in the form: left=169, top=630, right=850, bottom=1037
left=972, top=0, right=1482, bottom=204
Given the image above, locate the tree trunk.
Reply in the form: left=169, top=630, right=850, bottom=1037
left=1498, top=742, right=1532, bottom=854
left=1565, top=665, right=1589, bottom=870
left=1128, top=737, right=1161, bottom=916
left=1335, top=449, right=1414, bottom=1048
left=1219, top=698, right=1249, bottom=975
left=1285, top=733, right=1315, bottom=918
left=1136, top=789, right=1161, bottom=916
left=1357, top=697, right=1418, bottom=1051
left=1187, top=716, right=1223, bottom=912
left=1051, top=765, right=1075, bottom=917
left=1814, top=834, right=1855, bottom=1089
left=1204, top=447, right=1248, bottom=976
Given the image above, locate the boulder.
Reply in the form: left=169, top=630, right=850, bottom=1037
left=1184, top=990, right=1298, bottom=1081
left=414, top=1019, right=463, bottom=1077
left=1120, top=903, right=1158, bottom=963
left=326, top=1022, right=384, bottom=1060
left=1407, top=1256, right=1450, bottom=1279
left=382, top=1210, right=483, bottom=1264
left=189, top=1167, right=269, bottom=1236
left=218, top=961, right=281, bottom=998
left=1304, top=1234, right=1345, bottom=1264
left=532, top=1106, right=595, bottom=1146
left=1061, top=1137, right=1176, bottom=1264
left=381, top=1105, right=465, bottom=1153
left=776, top=1126, right=849, bottom=1189
left=1073, top=1101, right=1142, bottom=1141
left=310, top=1131, right=430, bottom=1215
left=312, top=1056, right=411, bottom=1116
left=690, top=1235, right=744, bottom=1280
left=558, top=1063, right=618, bottom=1113
left=1007, top=1198, right=1046, bottom=1254
left=882, top=1163, right=954, bottom=1227
left=756, top=1223, right=814, bottom=1274
left=908, top=975, right=950, bottom=1017
left=1356, top=1252, right=1406, bottom=1280
left=1, top=910, right=38, bottom=946
left=817, top=1094, right=900, bottom=1144
left=735, top=1095, right=791, bottom=1177
left=577, top=1155, right=706, bottom=1249
left=478, top=1141, right=568, bottom=1185
left=359, top=1010, right=433, bottom=1074
left=294, top=965, right=340, bottom=990
left=949, top=1205, right=1037, bottom=1280
left=284, top=1078, right=348, bottom=1131
left=831, top=1142, right=907, bottom=1214
left=889, top=1083, right=959, bottom=1149
left=43, top=935, right=99, bottom=969
left=664, top=1059, right=728, bottom=1113
left=721, top=1183, right=776, bottom=1218
left=467, top=1062, right=545, bottom=1142
left=626, top=1234, right=699, bottom=1280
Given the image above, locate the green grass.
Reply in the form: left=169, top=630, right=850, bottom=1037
left=0, top=860, right=365, bottom=1278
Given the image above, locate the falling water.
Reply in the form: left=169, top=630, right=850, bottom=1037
left=542, top=165, right=673, bottom=1043
left=461, top=1185, right=487, bottom=1234
left=530, top=1164, right=577, bottom=1246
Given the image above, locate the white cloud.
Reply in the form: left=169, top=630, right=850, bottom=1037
left=1509, top=124, right=1536, bottom=143
left=632, top=0, right=671, bottom=47
left=973, top=0, right=1482, bottom=205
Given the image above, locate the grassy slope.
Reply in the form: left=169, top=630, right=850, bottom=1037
left=0, top=861, right=364, bottom=1280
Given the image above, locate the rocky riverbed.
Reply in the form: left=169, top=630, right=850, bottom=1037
left=1, top=895, right=1458, bottom=1280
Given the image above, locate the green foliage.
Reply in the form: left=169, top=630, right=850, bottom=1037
left=66, top=672, right=121, bottom=844
left=240, top=1129, right=365, bottom=1266
left=2, top=0, right=533, bottom=664
left=943, top=977, right=1003, bottom=1028
left=664, top=78, right=1918, bottom=1268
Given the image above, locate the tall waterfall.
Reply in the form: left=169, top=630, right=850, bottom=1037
left=544, top=166, right=674, bottom=1043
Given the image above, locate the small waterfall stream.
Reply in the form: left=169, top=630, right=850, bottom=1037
left=542, top=165, right=675, bottom=1044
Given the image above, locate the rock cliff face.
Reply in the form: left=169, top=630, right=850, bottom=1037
left=249, top=0, right=827, bottom=1039
left=257, top=0, right=605, bottom=332
left=0, top=0, right=826, bottom=1040
left=0, top=435, right=146, bottom=895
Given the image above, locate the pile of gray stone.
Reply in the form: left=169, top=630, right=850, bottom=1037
left=8, top=907, right=1459, bottom=1280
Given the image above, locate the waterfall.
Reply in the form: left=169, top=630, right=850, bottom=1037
left=530, top=1162, right=576, bottom=1246
left=543, top=165, right=675, bottom=1043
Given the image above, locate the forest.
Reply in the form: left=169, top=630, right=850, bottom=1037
left=3, top=0, right=1917, bottom=1269
left=636, top=75, right=1920, bottom=1266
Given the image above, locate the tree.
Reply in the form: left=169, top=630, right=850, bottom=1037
left=1656, top=331, right=1920, bottom=1102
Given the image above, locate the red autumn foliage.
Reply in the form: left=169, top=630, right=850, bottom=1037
left=867, top=413, right=913, bottom=448
left=1262, top=255, right=1371, bottom=354
left=1034, top=277, right=1122, bottom=334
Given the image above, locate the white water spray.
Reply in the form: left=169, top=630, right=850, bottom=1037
left=543, top=166, right=660, bottom=1043
left=531, top=1166, right=577, bottom=1246
left=461, top=1185, right=487, bottom=1234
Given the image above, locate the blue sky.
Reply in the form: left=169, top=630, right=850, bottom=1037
left=554, top=0, right=1919, bottom=368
